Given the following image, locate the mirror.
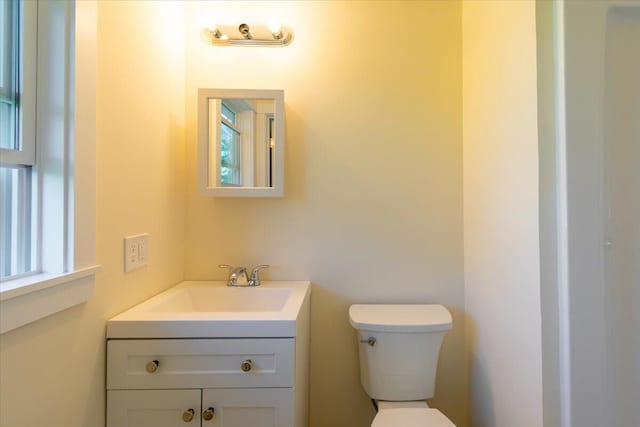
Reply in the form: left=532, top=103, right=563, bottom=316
left=198, top=89, right=284, bottom=197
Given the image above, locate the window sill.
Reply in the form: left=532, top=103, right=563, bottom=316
left=0, top=265, right=101, bottom=334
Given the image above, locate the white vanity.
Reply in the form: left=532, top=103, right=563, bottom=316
left=106, top=281, right=311, bottom=427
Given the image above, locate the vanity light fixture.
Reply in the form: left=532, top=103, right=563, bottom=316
left=203, top=21, right=293, bottom=47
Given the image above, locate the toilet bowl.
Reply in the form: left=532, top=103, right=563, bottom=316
left=349, top=304, right=456, bottom=426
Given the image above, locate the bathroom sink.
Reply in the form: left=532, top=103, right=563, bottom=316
left=147, top=286, right=292, bottom=313
left=106, top=281, right=310, bottom=339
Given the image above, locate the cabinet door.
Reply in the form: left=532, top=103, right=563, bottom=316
left=107, top=389, right=201, bottom=427
left=202, top=388, right=293, bottom=427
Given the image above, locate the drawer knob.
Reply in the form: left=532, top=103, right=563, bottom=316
left=203, top=407, right=215, bottom=421
left=182, top=408, right=195, bottom=422
left=240, top=359, right=253, bottom=372
left=145, top=360, right=159, bottom=373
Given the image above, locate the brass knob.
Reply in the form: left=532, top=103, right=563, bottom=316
left=182, top=408, right=195, bottom=422
left=146, top=360, right=159, bottom=373
left=203, top=407, right=215, bottom=421
left=241, top=359, right=253, bottom=372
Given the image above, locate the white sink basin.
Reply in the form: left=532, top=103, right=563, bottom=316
left=147, top=287, right=292, bottom=313
left=107, top=281, right=310, bottom=339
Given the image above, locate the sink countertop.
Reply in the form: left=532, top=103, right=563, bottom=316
left=107, top=281, right=311, bottom=339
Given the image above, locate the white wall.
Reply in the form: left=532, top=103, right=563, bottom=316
left=603, top=8, right=640, bottom=425
left=183, top=1, right=465, bottom=426
left=462, top=1, right=543, bottom=426
left=0, top=2, right=186, bottom=426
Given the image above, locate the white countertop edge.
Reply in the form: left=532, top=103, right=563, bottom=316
left=106, top=320, right=298, bottom=339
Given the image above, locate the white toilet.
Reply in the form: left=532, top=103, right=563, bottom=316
left=349, top=304, right=455, bottom=427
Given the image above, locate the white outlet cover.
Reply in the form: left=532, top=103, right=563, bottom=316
left=124, top=234, right=148, bottom=272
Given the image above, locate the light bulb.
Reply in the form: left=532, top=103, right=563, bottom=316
left=201, top=17, right=217, bottom=32
left=268, top=19, right=281, bottom=34
left=268, top=19, right=283, bottom=39
left=202, top=18, right=227, bottom=40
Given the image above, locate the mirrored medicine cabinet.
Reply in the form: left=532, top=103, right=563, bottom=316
left=197, top=89, right=284, bottom=197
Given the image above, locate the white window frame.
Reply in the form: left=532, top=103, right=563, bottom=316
left=0, top=0, right=99, bottom=334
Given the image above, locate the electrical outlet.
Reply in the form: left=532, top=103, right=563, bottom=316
left=124, top=234, right=148, bottom=272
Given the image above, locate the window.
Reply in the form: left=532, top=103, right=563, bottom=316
left=0, top=0, right=99, bottom=334
left=0, top=0, right=36, bottom=281
left=220, top=102, right=241, bottom=186
left=0, top=0, right=18, bottom=150
left=0, top=167, right=33, bottom=278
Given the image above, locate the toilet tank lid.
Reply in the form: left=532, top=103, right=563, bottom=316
left=349, top=304, right=452, bottom=333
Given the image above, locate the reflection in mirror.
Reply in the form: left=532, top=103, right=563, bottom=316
left=213, top=98, right=275, bottom=187
left=198, top=89, right=284, bottom=197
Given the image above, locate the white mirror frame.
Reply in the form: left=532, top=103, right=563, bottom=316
left=197, top=88, right=285, bottom=197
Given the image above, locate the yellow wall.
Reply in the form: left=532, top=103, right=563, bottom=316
left=0, top=1, right=186, bottom=426
left=462, top=1, right=543, bottom=426
left=184, top=1, right=464, bottom=426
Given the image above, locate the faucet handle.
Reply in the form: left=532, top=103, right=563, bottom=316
left=218, top=264, right=233, bottom=273
left=249, top=265, right=270, bottom=286
left=251, top=265, right=270, bottom=276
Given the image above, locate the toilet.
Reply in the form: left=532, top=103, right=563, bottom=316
left=349, top=304, right=455, bottom=427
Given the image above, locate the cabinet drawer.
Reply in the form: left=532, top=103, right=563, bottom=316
left=107, top=338, right=294, bottom=390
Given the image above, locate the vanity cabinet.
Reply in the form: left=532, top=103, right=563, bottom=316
left=106, top=338, right=300, bottom=427
left=105, top=281, right=311, bottom=427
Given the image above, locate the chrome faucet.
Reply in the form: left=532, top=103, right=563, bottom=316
left=219, top=264, right=270, bottom=287
left=219, top=265, right=249, bottom=286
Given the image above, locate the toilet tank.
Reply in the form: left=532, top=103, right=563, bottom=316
left=349, top=304, right=452, bottom=401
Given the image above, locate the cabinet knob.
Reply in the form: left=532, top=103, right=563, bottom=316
left=145, top=360, right=160, bottom=373
left=202, top=407, right=215, bottom=421
left=182, top=408, right=195, bottom=422
left=240, top=359, right=253, bottom=372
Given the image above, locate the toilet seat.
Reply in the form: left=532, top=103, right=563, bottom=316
left=372, top=408, right=455, bottom=427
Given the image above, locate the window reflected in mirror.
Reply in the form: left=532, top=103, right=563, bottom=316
left=210, top=98, right=275, bottom=188
left=198, top=89, right=284, bottom=197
